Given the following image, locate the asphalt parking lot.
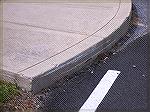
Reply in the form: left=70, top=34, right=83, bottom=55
left=38, top=33, right=149, bottom=112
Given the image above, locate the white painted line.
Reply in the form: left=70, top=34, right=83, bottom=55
left=79, top=70, right=121, bottom=112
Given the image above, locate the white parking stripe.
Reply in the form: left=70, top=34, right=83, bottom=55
left=79, top=70, right=121, bottom=112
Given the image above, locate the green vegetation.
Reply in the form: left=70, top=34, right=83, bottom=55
left=0, top=80, right=19, bottom=105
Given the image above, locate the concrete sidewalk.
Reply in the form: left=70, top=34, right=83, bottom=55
left=1, top=0, right=132, bottom=93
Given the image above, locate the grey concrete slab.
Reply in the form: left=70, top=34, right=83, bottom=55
left=1, top=0, right=132, bottom=93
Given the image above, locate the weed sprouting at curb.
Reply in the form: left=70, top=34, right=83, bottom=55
left=0, top=80, right=19, bottom=105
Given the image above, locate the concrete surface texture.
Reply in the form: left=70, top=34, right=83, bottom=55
left=1, top=0, right=132, bottom=92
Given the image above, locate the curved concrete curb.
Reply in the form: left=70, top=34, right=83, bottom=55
left=1, top=0, right=132, bottom=93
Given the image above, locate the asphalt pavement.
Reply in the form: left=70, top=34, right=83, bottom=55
left=38, top=32, right=149, bottom=112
